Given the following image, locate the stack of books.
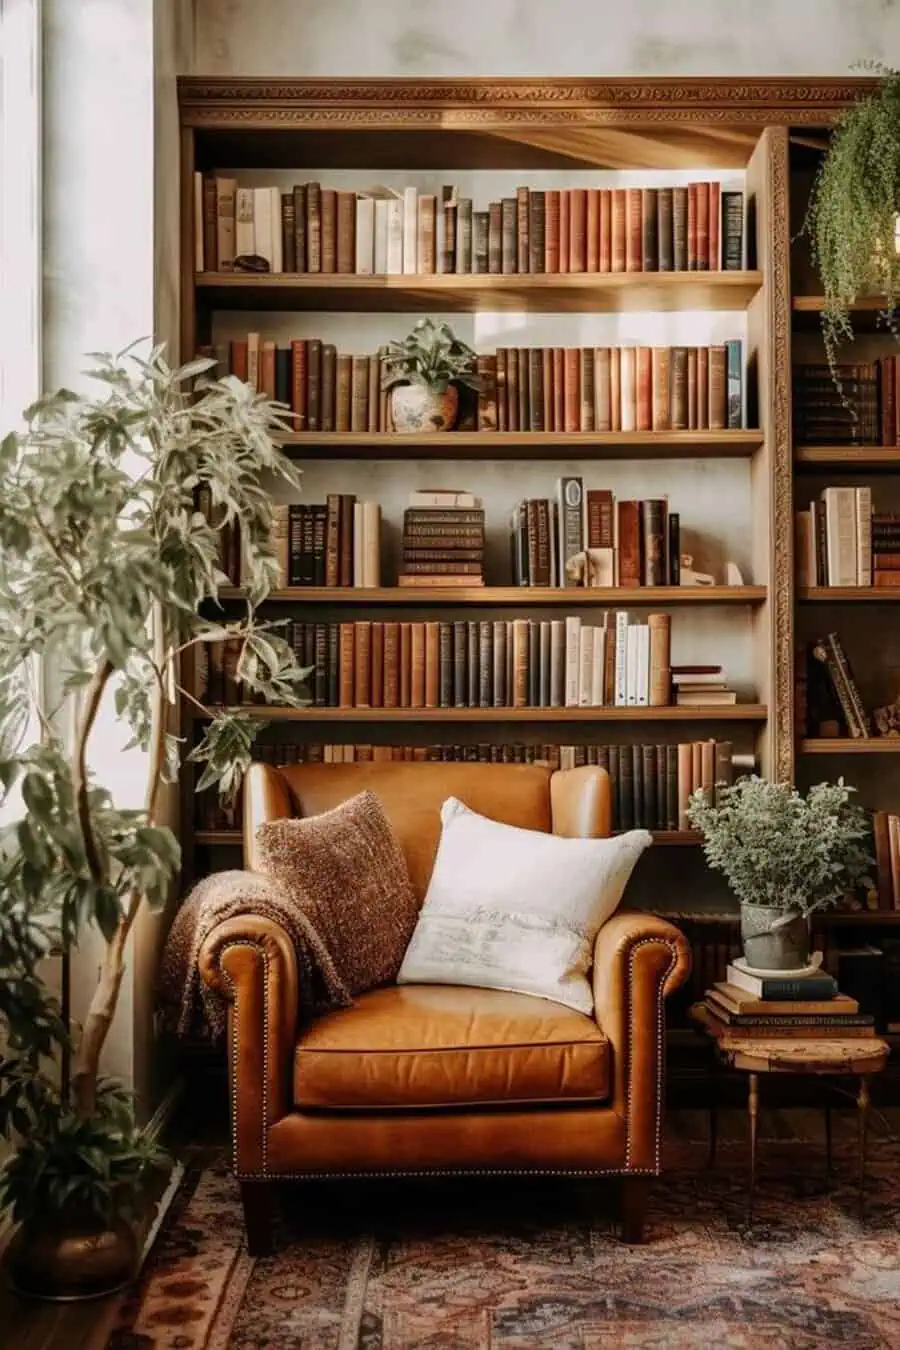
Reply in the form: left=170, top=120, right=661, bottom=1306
left=399, top=490, right=485, bottom=587
left=673, top=665, right=737, bottom=708
left=800, top=631, right=872, bottom=739
left=795, top=486, right=873, bottom=588
left=700, top=963, right=875, bottom=1040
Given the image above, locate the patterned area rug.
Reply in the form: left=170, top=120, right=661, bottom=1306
left=108, top=1141, right=900, bottom=1349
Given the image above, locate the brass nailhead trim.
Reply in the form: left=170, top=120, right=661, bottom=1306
left=624, top=937, right=678, bottom=1173
left=222, top=941, right=271, bottom=1176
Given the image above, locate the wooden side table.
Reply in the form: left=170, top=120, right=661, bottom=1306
left=690, top=1004, right=889, bottom=1225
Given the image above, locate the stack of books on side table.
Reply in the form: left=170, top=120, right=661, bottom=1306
left=698, top=962, right=875, bottom=1040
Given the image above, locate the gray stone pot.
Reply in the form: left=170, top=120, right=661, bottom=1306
left=391, top=382, right=458, bottom=432
left=740, top=901, right=810, bottom=971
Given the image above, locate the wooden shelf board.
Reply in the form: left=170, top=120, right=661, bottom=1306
left=799, top=587, right=900, bottom=602
left=799, top=737, right=900, bottom=754
left=792, top=296, right=895, bottom=332
left=196, top=270, right=763, bottom=314
left=795, top=446, right=900, bottom=470
left=196, top=828, right=703, bottom=847
left=191, top=704, right=768, bottom=723
left=278, top=430, right=762, bottom=461
left=646, top=908, right=900, bottom=925
left=217, top=585, right=767, bottom=606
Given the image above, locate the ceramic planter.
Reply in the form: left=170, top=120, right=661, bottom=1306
left=390, top=382, right=459, bottom=432
left=739, top=901, right=810, bottom=971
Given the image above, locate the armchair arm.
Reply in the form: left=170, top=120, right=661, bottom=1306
left=199, top=914, right=299, bottom=1175
left=593, top=912, right=691, bottom=1172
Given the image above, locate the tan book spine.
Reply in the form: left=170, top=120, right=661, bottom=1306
left=306, top=181, right=321, bottom=273
left=336, top=190, right=356, bottom=274
left=636, top=346, right=652, bottom=433
left=367, top=352, right=380, bottom=433
left=696, top=182, right=709, bottom=272
left=598, top=188, right=612, bottom=273
left=260, top=339, right=277, bottom=401
left=594, top=348, right=611, bottom=432
left=677, top=741, right=692, bottom=830
left=889, top=815, right=900, bottom=907
left=424, top=620, right=440, bottom=708
left=339, top=622, right=355, bottom=707
left=545, top=189, right=560, bottom=273
left=671, top=347, right=688, bottom=430
left=687, top=347, right=698, bottom=430
left=569, top=188, right=587, bottom=273
left=611, top=189, right=627, bottom=272
left=609, top=347, right=621, bottom=433
left=697, top=346, right=709, bottom=428
left=399, top=622, right=412, bottom=707
left=553, top=347, right=565, bottom=434
left=558, top=190, right=570, bottom=273
left=320, top=188, right=337, bottom=273
left=488, top=199, right=502, bottom=274
left=417, top=195, right=436, bottom=274
left=335, top=354, right=352, bottom=432
left=476, top=354, right=498, bottom=431
left=215, top=176, right=236, bottom=272
left=246, top=331, right=260, bottom=393
left=383, top=622, right=400, bottom=708
left=687, top=182, right=698, bottom=270
left=651, top=348, right=670, bottom=431
left=320, top=343, right=336, bottom=431
left=580, top=347, right=595, bottom=432
left=625, top=188, right=643, bottom=272
left=586, top=188, right=600, bottom=272
left=516, top=185, right=529, bottom=273
left=564, top=348, right=580, bottom=433
left=350, top=356, right=370, bottom=432
left=362, top=500, right=380, bottom=586
left=700, top=736, right=715, bottom=798
left=709, top=181, right=721, bottom=269
left=648, top=614, right=671, bottom=707
left=691, top=740, right=703, bottom=795
left=501, top=197, right=517, bottom=274
left=709, top=345, right=727, bottom=429
left=370, top=621, right=385, bottom=708
left=410, top=622, right=425, bottom=708
left=517, top=348, right=529, bottom=432
left=496, top=348, right=508, bottom=432
left=513, top=619, right=530, bottom=707
left=542, top=347, right=554, bottom=432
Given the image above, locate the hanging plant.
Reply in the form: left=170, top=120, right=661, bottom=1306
left=803, top=64, right=900, bottom=378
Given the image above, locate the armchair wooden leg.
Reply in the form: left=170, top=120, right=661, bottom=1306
left=621, top=1175, right=651, bottom=1244
left=240, top=1180, right=276, bottom=1257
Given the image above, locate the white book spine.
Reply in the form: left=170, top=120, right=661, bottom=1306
left=193, top=172, right=204, bottom=271
left=269, top=186, right=283, bottom=272
left=235, top=186, right=255, bottom=260
left=564, top=616, right=581, bottom=708
left=252, top=187, right=273, bottom=269
left=807, top=500, right=819, bottom=586
left=374, top=201, right=390, bottom=274
left=353, top=502, right=364, bottom=588
left=578, top=626, right=594, bottom=706
left=625, top=625, right=638, bottom=705
left=363, top=502, right=381, bottom=587
left=636, top=623, right=650, bottom=705
left=614, top=611, right=629, bottom=707
left=386, top=199, right=404, bottom=274
left=355, top=198, right=375, bottom=275
left=855, top=486, right=872, bottom=586
left=402, top=186, right=418, bottom=274
left=591, top=629, right=606, bottom=707
left=823, top=486, right=857, bottom=587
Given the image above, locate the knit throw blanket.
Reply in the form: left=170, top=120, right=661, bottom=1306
left=159, top=869, right=353, bottom=1043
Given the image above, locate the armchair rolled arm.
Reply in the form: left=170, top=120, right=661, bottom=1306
left=199, top=914, right=299, bottom=1175
left=593, top=912, right=691, bottom=1172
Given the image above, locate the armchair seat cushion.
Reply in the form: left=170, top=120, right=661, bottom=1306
left=293, top=985, right=609, bottom=1110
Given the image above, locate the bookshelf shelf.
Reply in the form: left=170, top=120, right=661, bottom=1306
left=792, top=294, right=893, bottom=331
left=191, top=704, right=768, bottom=723
left=195, top=270, right=764, bottom=314
left=278, top=430, right=763, bottom=461
left=799, top=587, right=900, bottom=602
left=795, top=447, right=900, bottom=470
left=799, top=738, right=900, bottom=754
left=195, top=827, right=706, bottom=847
left=217, top=585, right=767, bottom=606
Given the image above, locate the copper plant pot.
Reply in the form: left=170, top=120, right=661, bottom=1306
left=390, top=382, right=459, bottom=432
left=8, top=1212, right=139, bottom=1301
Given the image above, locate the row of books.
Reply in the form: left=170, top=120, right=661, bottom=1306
left=793, top=358, right=900, bottom=447
left=195, top=736, right=737, bottom=834
left=513, top=481, right=679, bottom=588
left=204, top=337, right=746, bottom=435
left=399, top=500, right=485, bottom=585
left=195, top=176, right=747, bottom=276
left=796, top=487, right=900, bottom=588
left=195, top=612, right=675, bottom=710
left=797, top=630, right=872, bottom=739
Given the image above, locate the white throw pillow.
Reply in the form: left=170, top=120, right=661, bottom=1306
left=397, top=797, right=652, bottom=1014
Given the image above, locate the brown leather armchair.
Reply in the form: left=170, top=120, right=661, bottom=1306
left=199, top=761, right=690, bottom=1254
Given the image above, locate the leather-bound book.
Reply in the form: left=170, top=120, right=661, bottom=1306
left=409, top=623, right=425, bottom=708
left=655, top=745, right=667, bottom=829
left=594, top=348, right=611, bottom=432
left=569, top=189, right=587, bottom=273
left=336, top=190, right=355, bottom=273
left=641, top=189, right=658, bottom=271
left=636, top=346, right=652, bottom=432
left=586, top=489, right=614, bottom=548
left=632, top=744, right=644, bottom=830
left=288, top=504, right=303, bottom=586
left=338, top=622, right=355, bottom=707
left=611, top=189, right=627, bottom=272
left=382, top=622, right=399, bottom=708
left=291, top=184, right=307, bottom=272
left=496, top=348, right=508, bottom=432
left=677, top=741, right=693, bottom=829
left=370, top=622, right=385, bottom=708
left=350, top=356, right=369, bottom=432
left=528, top=622, right=540, bottom=707
left=553, top=348, right=565, bottom=432
left=320, top=344, right=336, bottom=431
left=467, top=621, right=479, bottom=707
left=672, top=187, right=688, bottom=271
left=620, top=346, right=636, bottom=432
left=670, top=347, right=688, bottom=430
left=488, top=200, right=502, bottom=274
left=524, top=500, right=538, bottom=586
left=618, top=748, right=634, bottom=830
left=700, top=737, right=715, bottom=799
left=580, top=348, right=595, bottom=432
left=260, top=339, right=277, bottom=401
left=668, top=513, right=680, bottom=584
left=722, top=191, right=744, bottom=270
left=325, top=493, right=341, bottom=588
left=657, top=187, right=673, bottom=272
left=506, top=345, right=519, bottom=431
left=598, top=189, right=612, bottom=273
left=549, top=619, right=565, bottom=707
left=423, top=621, right=440, bottom=709
left=697, top=347, right=709, bottom=428
left=314, top=624, right=328, bottom=706
left=695, top=182, right=709, bottom=272
left=665, top=744, right=678, bottom=829
left=439, top=621, right=453, bottom=708
left=215, top=177, right=236, bottom=272
left=542, top=348, right=554, bottom=431
left=625, top=188, right=643, bottom=271
left=651, top=348, right=670, bottom=431
left=642, top=504, right=667, bottom=587
left=708, top=181, right=721, bottom=269
left=477, top=354, right=498, bottom=431
left=544, top=189, right=560, bottom=273
left=517, top=348, right=529, bottom=432
left=452, top=621, right=467, bottom=708
left=456, top=197, right=473, bottom=273
left=516, top=186, right=529, bottom=273
left=492, top=620, right=507, bottom=707
left=478, top=620, right=493, bottom=707
left=325, top=624, right=339, bottom=707
left=586, top=189, right=600, bottom=272
left=539, top=620, right=552, bottom=706
left=306, top=338, right=322, bottom=431
left=367, top=355, right=380, bottom=433
left=709, top=345, right=727, bottom=429
left=512, top=619, right=530, bottom=708
left=535, top=498, right=552, bottom=585
left=247, top=332, right=260, bottom=393
left=399, top=622, right=412, bottom=707
left=442, top=200, right=457, bottom=274
left=687, top=182, right=698, bottom=271
left=202, top=173, right=218, bottom=271
left=528, top=191, right=545, bottom=273
left=275, top=346, right=291, bottom=407
left=617, top=499, right=641, bottom=587
left=563, top=348, right=580, bottom=433
left=529, top=349, right=545, bottom=432
left=610, top=347, right=621, bottom=432
left=320, top=188, right=337, bottom=272
left=559, top=190, right=570, bottom=272
left=687, top=347, right=698, bottom=430
left=691, top=741, right=702, bottom=797
left=500, top=197, right=517, bottom=274
left=281, top=193, right=296, bottom=272
left=339, top=494, right=355, bottom=587
left=417, top=194, right=437, bottom=274
left=473, top=211, right=489, bottom=273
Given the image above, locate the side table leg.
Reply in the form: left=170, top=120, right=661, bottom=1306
left=824, top=1100, right=832, bottom=1182
left=709, top=1052, right=719, bottom=1168
left=857, top=1076, right=871, bottom=1221
left=748, top=1072, right=760, bottom=1229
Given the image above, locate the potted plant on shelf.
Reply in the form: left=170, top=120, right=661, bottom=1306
left=382, top=318, right=482, bottom=432
left=687, top=777, right=872, bottom=971
left=803, top=64, right=900, bottom=378
left=0, top=345, right=308, bottom=1298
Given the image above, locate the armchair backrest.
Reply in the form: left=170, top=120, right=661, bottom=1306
left=243, top=761, right=611, bottom=901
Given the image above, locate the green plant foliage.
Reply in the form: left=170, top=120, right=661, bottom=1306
left=0, top=342, right=310, bottom=1225
left=803, top=64, right=900, bottom=377
left=381, top=318, right=482, bottom=393
left=687, top=776, right=873, bottom=918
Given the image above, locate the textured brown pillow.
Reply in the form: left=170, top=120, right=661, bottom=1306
left=254, top=789, right=419, bottom=998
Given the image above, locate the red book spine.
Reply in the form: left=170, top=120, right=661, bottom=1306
left=563, top=348, right=580, bottom=433
left=545, top=189, right=560, bottom=274
left=291, top=340, right=307, bottom=429
left=553, top=348, right=565, bottom=434
left=611, top=190, right=627, bottom=273
left=558, top=190, right=570, bottom=274
left=636, top=347, right=652, bottom=432
left=569, top=189, right=587, bottom=273
left=598, top=189, right=611, bottom=274
left=696, top=183, right=709, bottom=272
left=708, top=181, right=721, bottom=270
left=625, top=188, right=643, bottom=272
left=586, top=189, right=600, bottom=273
left=688, top=183, right=698, bottom=271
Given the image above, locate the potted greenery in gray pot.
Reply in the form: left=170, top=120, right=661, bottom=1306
left=804, top=65, right=900, bottom=378
left=688, top=777, right=872, bottom=971
left=382, top=318, right=482, bottom=431
left=0, top=345, right=308, bottom=1298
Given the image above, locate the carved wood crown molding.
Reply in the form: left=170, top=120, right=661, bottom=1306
left=178, top=76, right=877, bottom=129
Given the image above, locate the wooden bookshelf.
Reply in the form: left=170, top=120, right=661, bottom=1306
left=196, top=827, right=705, bottom=847
left=277, top=430, right=763, bottom=461
left=217, top=585, right=767, bottom=606
left=190, top=704, right=769, bottom=724
left=799, top=587, right=900, bottom=602
left=799, top=738, right=900, bottom=755
left=795, top=446, right=900, bottom=470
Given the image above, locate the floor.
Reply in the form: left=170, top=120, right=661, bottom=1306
left=2, top=1106, right=897, bottom=1350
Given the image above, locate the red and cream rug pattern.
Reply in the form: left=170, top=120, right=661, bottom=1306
left=108, top=1142, right=900, bottom=1349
